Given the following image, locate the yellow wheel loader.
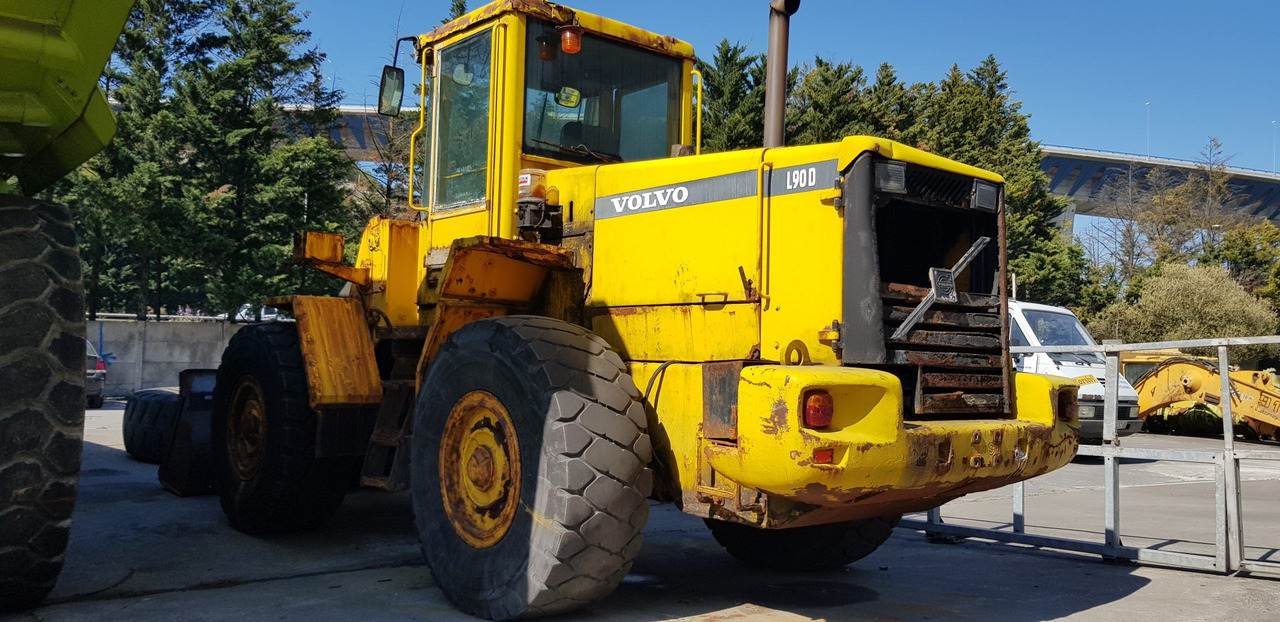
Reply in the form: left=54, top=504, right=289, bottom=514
left=205, top=1, right=1080, bottom=618
left=1, top=0, right=136, bottom=608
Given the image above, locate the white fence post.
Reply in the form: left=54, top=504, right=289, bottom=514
left=1217, top=346, right=1243, bottom=571
left=1102, top=340, right=1122, bottom=550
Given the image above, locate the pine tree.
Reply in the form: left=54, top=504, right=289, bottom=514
left=444, top=0, right=468, bottom=23
left=696, top=40, right=765, bottom=152
left=858, top=63, right=918, bottom=142
left=788, top=57, right=863, bottom=145
left=176, top=0, right=355, bottom=313
left=913, top=56, right=1091, bottom=308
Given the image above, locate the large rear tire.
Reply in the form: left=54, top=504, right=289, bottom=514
left=413, top=316, right=652, bottom=620
left=707, top=515, right=901, bottom=572
left=0, top=197, right=84, bottom=608
left=211, top=323, right=346, bottom=535
left=122, top=388, right=180, bottom=464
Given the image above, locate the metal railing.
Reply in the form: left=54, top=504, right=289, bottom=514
left=90, top=312, right=225, bottom=322
left=902, top=335, right=1280, bottom=577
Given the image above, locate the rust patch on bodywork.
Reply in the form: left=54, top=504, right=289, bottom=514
left=415, top=0, right=695, bottom=60
left=763, top=397, right=789, bottom=436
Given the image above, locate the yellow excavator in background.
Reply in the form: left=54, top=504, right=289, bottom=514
left=1123, top=351, right=1280, bottom=440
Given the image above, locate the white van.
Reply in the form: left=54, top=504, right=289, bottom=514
left=1008, top=300, right=1141, bottom=442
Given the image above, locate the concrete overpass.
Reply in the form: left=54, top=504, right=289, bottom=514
left=316, top=105, right=1280, bottom=223
left=1041, top=145, right=1280, bottom=224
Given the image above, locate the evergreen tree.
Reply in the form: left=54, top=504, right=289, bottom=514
left=858, top=63, right=919, bottom=142
left=696, top=40, right=765, bottom=152
left=174, top=0, right=354, bottom=313
left=914, top=57, right=1092, bottom=309
left=444, top=0, right=468, bottom=23
left=788, top=57, right=864, bottom=145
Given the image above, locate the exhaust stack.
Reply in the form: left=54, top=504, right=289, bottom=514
left=764, top=0, right=800, bottom=149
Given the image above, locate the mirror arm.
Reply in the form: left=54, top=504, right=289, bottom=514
left=391, top=36, right=417, bottom=69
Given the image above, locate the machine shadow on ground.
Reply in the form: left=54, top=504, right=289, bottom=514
left=53, top=435, right=1157, bottom=621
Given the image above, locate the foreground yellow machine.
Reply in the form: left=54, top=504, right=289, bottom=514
left=1, top=0, right=136, bottom=608
left=1123, top=351, right=1280, bottom=440
left=207, top=1, right=1079, bottom=618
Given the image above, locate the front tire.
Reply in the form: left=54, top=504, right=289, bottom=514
left=0, top=197, right=84, bottom=608
left=413, top=316, right=652, bottom=620
left=211, top=323, right=346, bottom=535
left=707, top=516, right=901, bottom=572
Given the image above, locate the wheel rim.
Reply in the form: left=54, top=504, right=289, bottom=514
left=439, top=390, right=521, bottom=549
left=228, top=377, right=268, bottom=481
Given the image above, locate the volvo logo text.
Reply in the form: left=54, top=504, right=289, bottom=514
left=609, top=187, right=689, bottom=214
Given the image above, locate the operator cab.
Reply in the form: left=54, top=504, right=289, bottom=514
left=376, top=1, right=696, bottom=243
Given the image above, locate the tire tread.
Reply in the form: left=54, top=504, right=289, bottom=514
left=0, top=196, right=84, bottom=609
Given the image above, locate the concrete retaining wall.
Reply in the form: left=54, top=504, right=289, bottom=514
left=87, top=320, right=243, bottom=397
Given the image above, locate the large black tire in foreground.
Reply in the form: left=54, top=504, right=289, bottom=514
left=707, top=515, right=901, bottom=572
left=0, top=197, right=84, bottom=608
left=123, top=388, right=180, bottom=464
left=413, top=316, right=652, bottom=620
left=211, top=323, right=347, bottom=535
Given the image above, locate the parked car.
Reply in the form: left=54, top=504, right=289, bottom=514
left=215, top=304, right=280, bottom=322
left=85, top=339, right=105, bottom=408
left=1009, top=300, right=1142, bottom=442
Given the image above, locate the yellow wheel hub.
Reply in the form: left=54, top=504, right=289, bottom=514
left=440, top=390, right=521, bottom=549
left=227, top=378, right=267, bottom=482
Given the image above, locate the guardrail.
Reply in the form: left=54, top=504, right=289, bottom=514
left=90, top=312, right=226, bottom=322
left=902, top=335, right=1280, bottom=577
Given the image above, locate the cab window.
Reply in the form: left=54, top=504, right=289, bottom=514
left=433, top=29, right=492, bottom=210
left=522, top=19, right=681, bottom=164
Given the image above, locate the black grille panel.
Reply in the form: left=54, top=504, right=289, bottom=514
left=905, top=164, right=972, bottom=209
left=881, top=283, right=1010, bottom=420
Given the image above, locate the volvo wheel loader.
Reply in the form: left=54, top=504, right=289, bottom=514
left=0, top=0, right=136, bottom=608
left=202, top=1, right=1080, bottom=619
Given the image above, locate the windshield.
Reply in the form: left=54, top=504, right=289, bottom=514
left=1023, top=309, right=1103, bottom=364
left=523, top=20, right=682, bottom=164
left=1023, top=310, right=1095, bottom=347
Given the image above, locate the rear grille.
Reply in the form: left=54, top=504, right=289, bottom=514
left=881, top=283, right=1009, bottom=419
left=905, top=164, right=972, bottom=209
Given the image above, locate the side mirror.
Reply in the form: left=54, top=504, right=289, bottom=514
left=377, top=65, right=405, bottom=116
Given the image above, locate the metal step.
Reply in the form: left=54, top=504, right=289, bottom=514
left=359, top=381, right=415, bottom=491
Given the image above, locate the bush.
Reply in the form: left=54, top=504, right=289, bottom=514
left=1087, top=264, right=1279, bottom=363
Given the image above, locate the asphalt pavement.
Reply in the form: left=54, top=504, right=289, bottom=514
left=13, top=404, right=1280, bottom=621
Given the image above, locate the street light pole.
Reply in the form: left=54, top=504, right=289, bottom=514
left=1272, top=120, right=1276, bottom=174
left=1146, top=102, right=1151, bottom=157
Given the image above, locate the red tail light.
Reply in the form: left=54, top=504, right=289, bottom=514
left=95, top=359, right=106, bottom=371
left=803, top=390, right=834, bottom=428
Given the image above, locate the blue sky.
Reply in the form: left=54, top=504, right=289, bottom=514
left=300, top=0, right=1280, bottom=172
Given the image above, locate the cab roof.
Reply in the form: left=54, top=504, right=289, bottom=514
left=1009, top=300, right=1079, bottom=317
left=415, top=0, right=695, bottom=61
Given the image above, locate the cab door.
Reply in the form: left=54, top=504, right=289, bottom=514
left=426, top=26, right=496, bottom=249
